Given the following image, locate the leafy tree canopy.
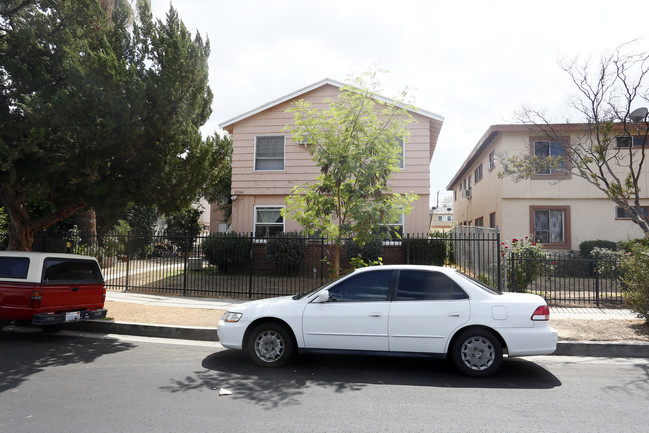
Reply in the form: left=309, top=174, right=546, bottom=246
left=0, top=0, right=215, bottom=250
left=282, top=68, right=418, bottom=276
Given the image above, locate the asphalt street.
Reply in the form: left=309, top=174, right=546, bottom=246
left=1, top=329, right=648, bottom=433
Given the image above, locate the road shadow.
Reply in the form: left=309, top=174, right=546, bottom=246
left=159, top=350, right=561, bottom=408
left=0, top=326, right=135, bottom=393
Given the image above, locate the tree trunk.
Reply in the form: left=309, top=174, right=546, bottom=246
left=0, top=185, right=33, bottom=251
left=332, top=243, right=341, bottom=278
left=74, top=209, right=98, bottom=248
left=1, top=183, right=86, bottom=251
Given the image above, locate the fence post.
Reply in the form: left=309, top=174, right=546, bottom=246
left=125, top=231, right=131, bottom=293
left=496, top=228, right=502, bottom=291
left=594, top=256, right=600, bottom=308
left=406, top=233, right=410, bottom=264
left=182, top=231, right=189, bottom=297
left=248, top=232, right=254, bottom=299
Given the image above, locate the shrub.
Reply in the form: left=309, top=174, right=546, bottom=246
left=344, top=238, right=383, bottom=264
left=266, top=232, right=306, bottom=275
left=502, top=236, right=547, bottom=292
left=403, top=238, right=446, bottom=265
left=579, top=240, right=617, bottom=258
left=618, top=238, right=649, bottom=252
left=620, top=244, right=649, bottom=321
left=202, top=232, right=251, bottom=272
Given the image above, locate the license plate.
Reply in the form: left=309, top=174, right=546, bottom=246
left=65, top=311, right=81, bottom=322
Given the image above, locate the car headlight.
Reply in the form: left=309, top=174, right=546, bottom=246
left=222, top=312, right=242, bottom=323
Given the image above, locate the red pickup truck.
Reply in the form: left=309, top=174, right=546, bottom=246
left=0, top=251, right=107, bottom=330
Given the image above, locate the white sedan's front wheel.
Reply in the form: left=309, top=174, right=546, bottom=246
left=451, top=329, right=502, bottom=377
left=247, top=323, right=295, bottom=367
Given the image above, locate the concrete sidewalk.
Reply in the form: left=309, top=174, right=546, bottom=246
left=68, top=291, right=649, bottom=358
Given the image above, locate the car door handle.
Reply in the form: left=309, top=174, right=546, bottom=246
left=369, top=313, right=382, bottom=318
left=448, top=312, right=462, bottom=317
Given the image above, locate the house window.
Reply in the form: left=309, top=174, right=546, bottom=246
left=380, top=212, right=404, bottom=239
left=488, top=151, right=496, bottom=171
left=475, top=216, right=484, bottom=227
left=530, top=206, right=571, bottom=249
left=615, top=206, right=649, bottom=219
left=533, top=140, right=565, bottom=174
left=474, top=163, right=483, bottom=184
left=255, top=136, right=285, bottom=171
left=489, top=212, right=496, bottom=228
left=254, top=206, right=284, bottom=237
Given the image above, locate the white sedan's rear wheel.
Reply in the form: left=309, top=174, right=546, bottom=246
left=247, top=323, right=295, bottom=367
left=451, top=329, right=502, bottom=377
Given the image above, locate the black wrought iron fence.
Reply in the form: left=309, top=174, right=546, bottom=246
left=503, top=252, right=624, bottom=307
left=14, top=229, right=502, bottom=299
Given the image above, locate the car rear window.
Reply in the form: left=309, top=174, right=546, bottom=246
left=42, top=258, right=103, bottom=284
left=0, top=257, right=30, bottom=279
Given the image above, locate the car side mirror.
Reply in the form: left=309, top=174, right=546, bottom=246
left=314, top=289, right=330, bottom=303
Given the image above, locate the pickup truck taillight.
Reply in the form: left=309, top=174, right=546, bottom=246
left=102, top=288, right=106, bottom=302
left=30, top=290, right=43, bottom=308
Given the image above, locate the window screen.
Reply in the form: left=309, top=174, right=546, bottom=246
left=255, top=136, right=284, bottom=170
left=396, top=270, right=468, bottom=301
left=0, top=257, right=30, bottom=279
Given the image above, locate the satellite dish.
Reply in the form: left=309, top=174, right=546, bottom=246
left=630, top=107, right=648, bottom=122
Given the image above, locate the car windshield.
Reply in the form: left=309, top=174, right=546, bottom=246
left=455, top=271, right=502, bottom=295
left=292, top=273, right=348, bottom=300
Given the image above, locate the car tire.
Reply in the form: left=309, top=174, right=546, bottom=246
left=451, top=329, right=502, bottom=377
left=247, top=322, right=295, bottom=367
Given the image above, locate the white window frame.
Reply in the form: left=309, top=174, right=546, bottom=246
left=254, top=135, right=285, bottom=171
left=253, top=205, right=285, bottom=238
left=397, top=138, right=405, bottom=169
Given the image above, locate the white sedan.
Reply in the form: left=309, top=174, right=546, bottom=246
left=217, top=265, right=558, bottom=377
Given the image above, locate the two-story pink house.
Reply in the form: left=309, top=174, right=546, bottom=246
left=219, top=79, right=444, bottom=237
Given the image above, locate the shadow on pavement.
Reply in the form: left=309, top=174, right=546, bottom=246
left=159, top=350, right=561, bottom=409
left=0, top=326, right=136, bottom=393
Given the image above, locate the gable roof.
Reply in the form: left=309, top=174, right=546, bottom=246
left=219, top=78, right=444, bottom=131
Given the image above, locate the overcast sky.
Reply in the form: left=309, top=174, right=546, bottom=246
left=151, top=0, right=648, bottom=206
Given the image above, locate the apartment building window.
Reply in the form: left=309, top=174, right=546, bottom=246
left=616, top=136, right=648, bottom=148
left=255, top=136, right=285, bottom=171
left=615, top=206, right=649, bottom=219
left=488, top=151, right=496, bottom=171
left=254, top=206, right=284, bottom=237
left=475, top=216, right=484, bottom=227
left=397, top=138, right=405, bottom=169
left=489, top=212, right=496, bottom=228
left=474, top=163, right=483, bottom=183
left=530, top=206, right=571, bottom=249
left=530, top=137, right=570, bottom=180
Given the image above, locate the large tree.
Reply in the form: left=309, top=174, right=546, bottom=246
left=0, top=0, right=215, bottom=250
left=283, top=69, right=418, bottom=276
left=500, top=44, right=649, bottom=237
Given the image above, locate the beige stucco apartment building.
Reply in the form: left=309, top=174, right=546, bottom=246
left=219, top=79, right=444, bottom=237
left=447, top=124, right=649, bottom=250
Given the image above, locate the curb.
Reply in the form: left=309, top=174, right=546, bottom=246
left=69, top=320, right=218, bottom=342
left=69, top=320, right=649, bottom=358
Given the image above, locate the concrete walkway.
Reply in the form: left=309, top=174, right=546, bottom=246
left=74, top=291, right=648, bottom=358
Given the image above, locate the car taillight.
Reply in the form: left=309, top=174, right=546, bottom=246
left=102, top=288, right=106, bottom=302
left=531, top=305, right=550, bottom=321
left=31, top=290, right=43, bottom=308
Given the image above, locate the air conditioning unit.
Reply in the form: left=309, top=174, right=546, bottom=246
left=462, top=189, right=472, bottom=199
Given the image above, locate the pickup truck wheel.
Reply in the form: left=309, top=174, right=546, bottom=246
left=247, top=323, right=295, bottom=367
